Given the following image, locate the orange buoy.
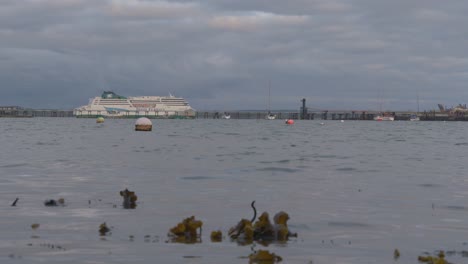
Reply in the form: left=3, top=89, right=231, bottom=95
left=285, top=119, right=294, bottom=125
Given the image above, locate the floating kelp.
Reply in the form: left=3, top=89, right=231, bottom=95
left=252, top=211, right=296, bottom=241
left=119, top=189, right=137, bottom=209
left=272, top=211, right=297, bottom=240
left=168, top=216, right=203, bottom=243
left=253, top=212, right=275, bottom=239
left=394, top=249, right=400, bottom=260
left=418, top=251, right=448, bottom=264
left=31, top=223, right=40, bottom=230
left=229, top=219, right=254, bottom=244
left=210, top=230, right=222, bottom=242
left=249, top=249, right=282, bottom=263
left=229, top=201, right=256, bottom=244
left=99, top=222, right=110, bottom=236
left=44, top=198, right=65, bottom=207
left=229, top=202, right=296, bottom=244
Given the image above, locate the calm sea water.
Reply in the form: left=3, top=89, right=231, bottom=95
left=1, top=118, right=468, bottom=263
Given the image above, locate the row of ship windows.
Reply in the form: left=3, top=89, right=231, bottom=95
left=96, top=99, right=186, bottom=102
left=95, top=101, right=187, bottom=103
left=78, top=111, right=191, bottom=115
left=95, top=101, right=187, bottom=104
left=94, top=102, right=130, bottom=105
left=93, top=104, right=188, bottom=106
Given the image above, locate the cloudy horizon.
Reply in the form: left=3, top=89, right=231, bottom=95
left=1, top=0, right=467, bottom=111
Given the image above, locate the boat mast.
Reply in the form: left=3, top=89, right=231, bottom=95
left=268, top=80, right=271, bottom=113
left=377, top=89, right=383, bottom=113
left=417, top=91, right=420, bottom=114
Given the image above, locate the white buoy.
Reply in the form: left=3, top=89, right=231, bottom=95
left=340, top=120, right=344, bottom=123
left=96, top=117, right=105, bottom=123
left=135, top=117, right=152, bottom=131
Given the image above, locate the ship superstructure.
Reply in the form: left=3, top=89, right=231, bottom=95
left=73, top=91, right=195, bottom=118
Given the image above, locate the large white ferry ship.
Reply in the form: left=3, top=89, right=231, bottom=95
left=73, top=91, right=196, bottom=118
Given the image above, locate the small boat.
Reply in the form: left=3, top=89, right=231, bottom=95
left=222, top=112, right=231, bottom=119
left=265, top=112, right=276, bottom=120
left=374, top=112, right=395, bottom=121
left=409, top=114, right=420, bottom=121
left=409, top=92, right=420, bottom=121
left=374, top=90, right=394, bottom=121
left=265, top=81, right=276, bottom=120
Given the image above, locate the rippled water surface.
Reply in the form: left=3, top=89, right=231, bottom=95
left=1, top=118, right=468, bottom=263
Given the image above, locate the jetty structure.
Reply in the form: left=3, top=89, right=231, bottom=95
left=2, top=98, right=468, bottom=121
left=0, top=106, right=460, bottom=121
left=195, top=110, right=452, bottom=120
left=197, top=99, right=468, bottom=121
left=0, top=106, right=33, bottom=118
left=0, top=108, right=463, bottom=121
left=73, top=91, right=196, bottom=119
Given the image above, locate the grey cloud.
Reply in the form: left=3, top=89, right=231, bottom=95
left=1, top=0, right=468, bottom=111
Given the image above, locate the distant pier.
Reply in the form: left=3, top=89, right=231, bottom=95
left=0, top=106, right=466, bottom=121
left=196, top=110, right=464, bottom=121
left=0, top=106, right=73, bottom=118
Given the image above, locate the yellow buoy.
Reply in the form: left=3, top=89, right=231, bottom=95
left=96, top=117, right=105, bottom=123
left=135, top=117, right=152, bottom=131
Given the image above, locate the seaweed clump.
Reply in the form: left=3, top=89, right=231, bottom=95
left=168, top=216, right=203, bottom=243
left=394, top=249, right=400, bottom=260
left=252, top=211, right=296, bottom=241
left=273, top=211, right=297, bottom=240
left=99, top=222, right=110, bottom=236
left=44, top=198, right=65, bottom=207
left=230, top=212, right=296, bottom=244
left=229, top=202, right=297, bottom=245
left=249, top=249, right=282, bottom=263
left=119, top=189, right=137, bottom=209
left=229, top=219, right=255, bottom=244
left=210, top=230, right=223, bottom=242
left=418, top=251, right=448, bottom=264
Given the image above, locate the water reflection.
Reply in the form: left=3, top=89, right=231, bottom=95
left=1, top=119, right=468, bottom=263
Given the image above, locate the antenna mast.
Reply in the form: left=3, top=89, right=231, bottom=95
left=417, top=91, right=420, bottom=113
left=268, top=80, right=271, bottom=113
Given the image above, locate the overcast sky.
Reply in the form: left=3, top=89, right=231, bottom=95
left=1, top=0, right=467, bottom=111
